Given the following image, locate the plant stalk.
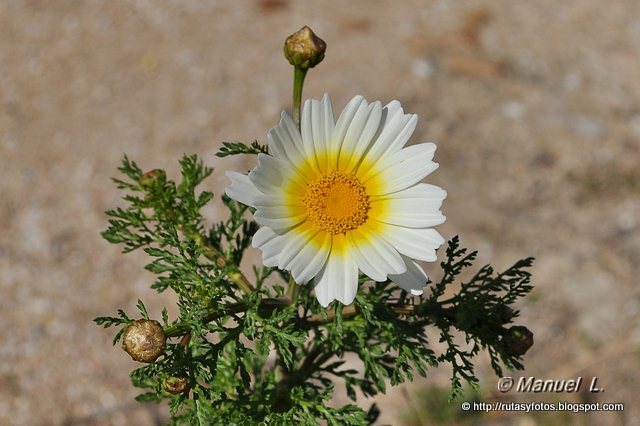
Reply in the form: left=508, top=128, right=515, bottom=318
left=190, top=231, right=254, bottom=294
left=292, top=66, right=307, bottom=130
left=164, top=298, right=454, bottom=338
left=163, top=298, right=290, bottom=338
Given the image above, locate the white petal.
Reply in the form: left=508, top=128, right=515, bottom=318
left=277, top=226, right=320, bottom=270
left=253, top=199, right=307, bottom=231
left=252, top=227, right=287, bottom=267
left=374, top=211, right=446, bottom=229
left=373, top=183, right=447, bottom=202
left=301, top=94, right=335, bottom=171
left=253, top=226, right=327, bottom=273
left=251, top=194, right=308, bottom=229
left=287, top=231, right=331, bottom=284
left=267, top=112, right=308, bottom=173
left=225, top=171, right=262, bottom=208
left=331, top=96, right=365, bottom=168
left=254, top=204, right=294, bottom=219
left=318, top=94, right=336, bottom=153
left=253, top=193, right=303, bottom=209
left=248, top=153, right=286, bottom=193
left=252, top=191, right=305, bottom=216
left=389, top=255, right=429, bottom=295
left=301, top=99, right=319, bottom=168
left=313, top=242, right=359, bottom=307
left=253, top=211, right=305, bottom=231
left=347, top=228, right=406, bottom=281
left=338, top=101, right=383, bottom=172
left=366, top=143, right=439, bottom=195
left=385, top=142, right=436, bottom=165
left=347, top=244, right=386, bottom=282
left=358, top=102, right=417, bottom=174
left=379, top=225, right=445, bottom=262
left=370, top=184, right=447, bottom=228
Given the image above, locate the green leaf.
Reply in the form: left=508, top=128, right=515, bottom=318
left=136, top=299, right=149, bottom=319
left=215, top=140, right=268, bottom=157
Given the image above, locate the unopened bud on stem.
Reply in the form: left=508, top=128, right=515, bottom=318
left=139, top=169, right=166, bottom=190
left=122, top=319, right=166, bottom=363
left=502, top=325, right=534, bottom=356
left=164, top=376, right=189, bottom=394
left=497, top=304, right=515, bottom=323
left=284, top=26, right=326, bottom=70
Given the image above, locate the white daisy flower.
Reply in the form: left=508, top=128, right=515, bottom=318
left=225, top=94, right=447, bottom=307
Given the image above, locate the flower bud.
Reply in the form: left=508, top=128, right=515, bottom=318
left=122, top=319, right=166, bottom=363
left=502, top=325, right=534, bottom=356
left=497, top=304, right=515, bottom=324
left=139, top=169, right=165, bottom=190
left=283, top=26, right=326, bottom=69
left=164, top=376, right=189, bottom=395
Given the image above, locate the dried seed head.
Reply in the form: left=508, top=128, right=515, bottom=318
left=122, top=319, right=166, bottom=363
left=503, top=325, right=534, bottom=356
left=283, top=26, right=326, bottom=69
left=164, top=376, right=189, bottom=395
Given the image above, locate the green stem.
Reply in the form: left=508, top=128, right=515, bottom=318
left=292, top=66, right=307, bottom=130
left=163, top=299, right=456, bottom=338
left=189, top=231, right=254, bottom=294
left=285, top=275, right=300, bottom=303
left=163, top=298, right=290, bottom=338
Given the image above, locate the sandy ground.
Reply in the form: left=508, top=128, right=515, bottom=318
left=1, top=1, right=639, bottom=425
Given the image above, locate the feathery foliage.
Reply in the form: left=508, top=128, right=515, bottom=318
left=96, top=153, right=534, bottom=424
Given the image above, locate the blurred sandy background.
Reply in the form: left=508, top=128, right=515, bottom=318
left=1, top=0, right=639, bottom=425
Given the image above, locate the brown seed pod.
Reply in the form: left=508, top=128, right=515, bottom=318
left=164, top=376, right=189, bottom=395
left=121, top=319, right=166, bottom=363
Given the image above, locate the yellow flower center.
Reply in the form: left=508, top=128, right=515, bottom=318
left=303, top=171, right=370, bottom=235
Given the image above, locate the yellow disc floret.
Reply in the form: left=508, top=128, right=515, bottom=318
left=303, top=171, right=370, bottom=234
